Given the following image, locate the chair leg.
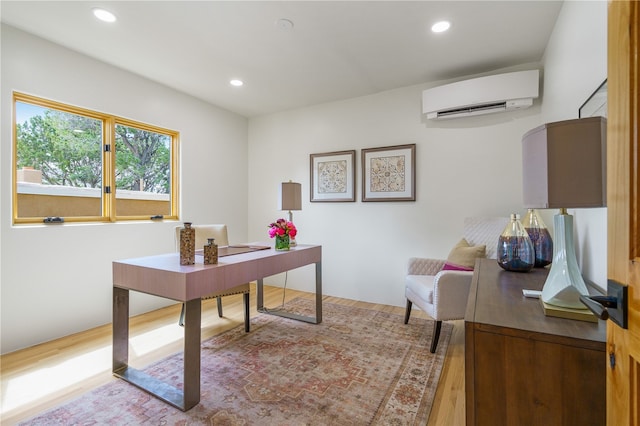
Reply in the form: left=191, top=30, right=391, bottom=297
left=178, top=302, right=186, bottom=327
left=216, top=297, right=223, bottom=317
left=404, top=300, right=412, bottom=324
left=430, top=320, right=442, bottom=353
left=180, top=295, right=247, bottom=328
left=243, top=292, right=250, bottom=332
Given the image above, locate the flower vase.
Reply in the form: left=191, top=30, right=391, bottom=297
left=275, top=235, right=290, bottom=251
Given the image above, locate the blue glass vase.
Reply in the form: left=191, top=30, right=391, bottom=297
left=522, top=209, right=553, bottom=268
left=497, top=214, right=535, bottom=272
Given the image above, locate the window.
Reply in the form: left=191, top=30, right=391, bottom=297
left=13, top=92, right=179, bottom=223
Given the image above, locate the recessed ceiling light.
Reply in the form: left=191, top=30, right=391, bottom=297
left=230, top=79, right=244, bottom=87
left=93, top=8, right=117, bottom=23
left=431, top=21, right=451, bottom=33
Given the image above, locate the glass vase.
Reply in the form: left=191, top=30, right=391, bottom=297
left=522, top=208, right=553, bottom=268
left=275, top=234, right=290, bottom=251
left=497, top=214, right=535, bottom=272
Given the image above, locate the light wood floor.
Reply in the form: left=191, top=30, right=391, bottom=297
left=0, top=285, right=465, bottom=425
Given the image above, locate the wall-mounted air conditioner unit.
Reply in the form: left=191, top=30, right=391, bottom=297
left=422, top=69, right=540, bottom=120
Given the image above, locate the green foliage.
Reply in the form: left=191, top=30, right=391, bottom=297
left=115, top=125, right=170, bottom=194
left=16, top=110, right=102, bottom=188
left=16, top=105, right=171, bottom=194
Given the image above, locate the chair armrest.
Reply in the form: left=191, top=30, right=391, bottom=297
left=432, top=270, right=474, bottom=320
left=407, top=257, right=446, bottom=275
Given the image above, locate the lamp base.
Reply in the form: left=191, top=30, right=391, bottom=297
left=540, top=298, right=597, bottom=322
left=540, top=212, right=589, bottom=309
left=288, top=210, right=297, bottom=246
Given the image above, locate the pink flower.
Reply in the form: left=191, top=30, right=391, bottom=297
left=268, top=218, right=298, bottom=239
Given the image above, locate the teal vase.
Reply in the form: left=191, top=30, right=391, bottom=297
left=275, top=234, right=290, bottom=251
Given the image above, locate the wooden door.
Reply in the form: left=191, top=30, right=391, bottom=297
left=607, top=1, right=640, bottom=424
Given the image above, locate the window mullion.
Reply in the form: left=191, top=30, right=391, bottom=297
left=103, top=117, right=116, bottom=221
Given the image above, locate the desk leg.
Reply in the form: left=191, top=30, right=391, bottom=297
left=315, top=261, right=323, bottom=324
left=257, top=277, right=265, bottom=311
left=113, top=287, right=129, bottom=373
left=112, top=289, right=202, bottom=411
left=183, top=298, right=201, bottom=410
left=257, top=261, right=322, bottom=324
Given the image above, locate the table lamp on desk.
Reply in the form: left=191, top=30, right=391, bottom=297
left=278, top=180, right=302, bottom=246
left=521, top=116, right=606, bottom=309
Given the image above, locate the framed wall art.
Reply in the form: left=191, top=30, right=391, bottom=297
left=361, top=144, right=415, bottom=202
left=310, top=150, right=356, bottom=202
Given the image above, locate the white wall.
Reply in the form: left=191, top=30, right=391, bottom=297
left=0, top=25, right=249, bottom=353
left=0, top=0, right=607, bottom=354
left=247, top=77, right=542, bottom=305
left=246, top=0, right=608, bottom=306
left=540, top=0, right=608, bottom=289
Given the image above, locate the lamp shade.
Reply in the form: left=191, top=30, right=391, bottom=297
left=522, top=116, right=606, bottom=209
left=278, top=181, right=302, bottom=211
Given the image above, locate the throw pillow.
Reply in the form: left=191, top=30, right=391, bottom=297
left=442, top=238, right=486, bottom=271
left=441, top=262, right=474, bottom=272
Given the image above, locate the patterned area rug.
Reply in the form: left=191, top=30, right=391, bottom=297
left=21, top=298, right=451, bottom=425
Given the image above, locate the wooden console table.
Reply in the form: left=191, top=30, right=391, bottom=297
left=465, top=259, right=606, bottom=425
left=112, top=243, right=322, bottom=411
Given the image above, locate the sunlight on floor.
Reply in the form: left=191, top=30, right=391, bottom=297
left=2, top=345, right=111, bottom=412
left=129, top=323, right=184, bottom=360
left=2, top=324, right=183, bottom=414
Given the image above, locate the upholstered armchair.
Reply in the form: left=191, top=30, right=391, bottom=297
left=404, top=217, right=509, bottom=353
left=174, top=224, right=250, bottom=332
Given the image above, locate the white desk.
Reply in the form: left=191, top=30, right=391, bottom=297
left=112, top=243, right=322, bottom=411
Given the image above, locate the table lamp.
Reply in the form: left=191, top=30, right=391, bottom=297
left=278, top=181, right=302, bottom=246
left=521, top=116, right=606, bottom=309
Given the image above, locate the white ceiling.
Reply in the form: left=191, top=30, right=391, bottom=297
left=0, top=1, right=563, bottom=118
